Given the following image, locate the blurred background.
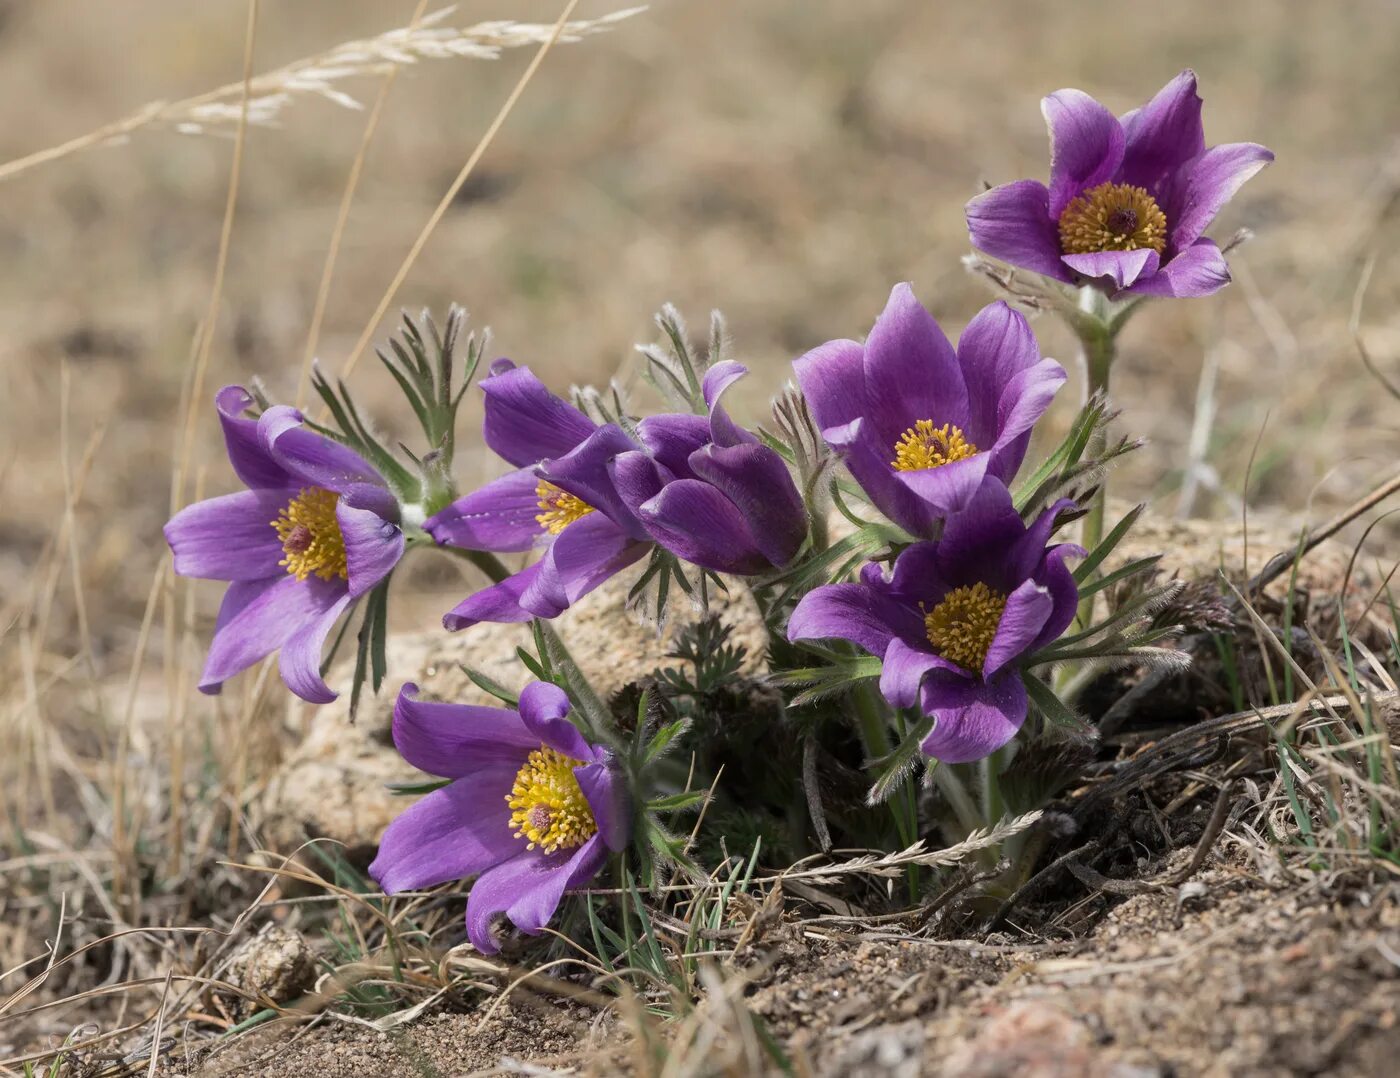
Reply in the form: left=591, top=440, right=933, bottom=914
left=2, top=0, right=1400, bottom=705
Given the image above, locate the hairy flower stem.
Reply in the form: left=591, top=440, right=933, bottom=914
left=1066, top=287, right=1119, bottom=629
left=853, top=681, right=919, bottom=896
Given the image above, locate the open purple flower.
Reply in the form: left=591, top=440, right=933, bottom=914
left=163, top=387, right=404, bottom=704
left=369, top=681, right=629, bottom=954
left=610, top=361, right=807, bottom=574
left=794, top=284, right=1065, bottom=536
left=425, top=361, right=653, bottom=629
left=967, top=70, right=1273, bottom=298
left=788, top=481, right=1081, bottom=763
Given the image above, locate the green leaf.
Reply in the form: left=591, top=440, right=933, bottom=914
left=460, top=665, right=519, bottom=707
left=1073, top=503, right=1145, bottom=584
left=1023, top=673, right=1094, bottom=740
left=642, top=718, right=690, bottom=767
left=772, top=654, right=882, bottom=708
left=647, top=790, right=708, bottom=813
left=385, top=777, right=453, bottom=796
left=1074, top=554, right=1162, bottom=600
left=865, top=712, right=934, bottom=805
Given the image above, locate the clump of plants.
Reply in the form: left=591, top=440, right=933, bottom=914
left=166, top=70, right=1273, bottom=954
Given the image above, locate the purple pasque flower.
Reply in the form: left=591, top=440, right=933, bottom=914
left=369, top=680, right=629, bottom=954
left=609, top=361, right=807, bottom=574
left=967, top=70, right=1273, bottom=298
left=787, top=481, right=1081, bottom=763
left=164, top=387, right=405, bottom=704
left=425, top=361, right=653, bottom=629
left=794, top=283, right=1065, bottom=537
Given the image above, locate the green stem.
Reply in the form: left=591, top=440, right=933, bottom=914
left=1073, top=299, right=1117, bottom=629
left=930, top=761, right=983, bottom=840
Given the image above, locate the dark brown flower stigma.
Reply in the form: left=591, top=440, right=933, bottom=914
left=283, top=523, right=314, bottom=555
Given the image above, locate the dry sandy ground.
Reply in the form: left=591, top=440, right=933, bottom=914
left=183, top=851, right=1400, bottom=1077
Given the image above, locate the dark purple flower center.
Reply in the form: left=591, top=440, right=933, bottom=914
left=1106, top=207, right=1139, bottom=236
left=283, top=524, right=314, bottom=555
left=1058, top=182, right=1167, bottom=256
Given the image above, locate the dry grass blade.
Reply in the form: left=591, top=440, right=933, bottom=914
left=0, top=7, right=645, bottom=183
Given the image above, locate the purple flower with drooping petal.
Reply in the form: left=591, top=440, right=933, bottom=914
left=425, top=361, right=653, bottom=629
left=609, top=361, right=807, bottom=574
left=163, top=387, right=405, bottom=704
left=967, top=70, right=1273, bottom=298
left=788, top=481, right=1081, bottom=763
left=369, top=680, right=629, bottom=954
left=794, top=284, right=1065, bottom=536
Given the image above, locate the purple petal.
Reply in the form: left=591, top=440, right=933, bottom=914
left=636, top=478, right=770, bottom=575
left=894, top=452, right=992, bottom=518
left=481, top=365, right=596, bottom=468
left=165, top=489, right=290, bottom=581
left=537, top=424, right=646, bottom=538
left=369, top=769, right=521, bottom=893
left=518, top=679, right=595, bottom=761
left=879, top=638, right=974, bottom=710
left=957, top=302, right=1042, bottom=451
left=575, top=760, right=630, bottom=852
left=934, top=480, right=1026, bottom=591
left=199, top=576, right=343, bottom=699
left=1007, top=498, right=1079, bottom=585
left=823, top=418, right=942, bottom=540
left=965, top=181, right=1070, bottom=280
left=787, top=581, right=922, bottom=657
left=701, top=361, right=757, bottom=447
left=198, top=579, right=284, bottom=694
left=1164, top=142, right=1273, bottom=250
left=986, top=359, right=1068, bottom=483
left=686, top=444, right=806, bottom=568
left=863, top=283, right=969, bottom=445
left=338, top=501, right=404, bottom=599
left=216, top=386, right=291, bottom=490
left=1029, top=545, right=1082, bottom=653
left=279, top=587, right=354, bottom=704
left=1061, top=249, right=1161, bottom=291
left=919, top=671, right=1028, bottom=763
left=1118, top=70, right=1205, bottom=190
left=636, top=414, right=711, bottom=478
left=1043, top=88, right=1125, bottom=219
left=883, top=542, right=951, bottom=606
left=465, top=834, right=608, bottom=954
left=391, top=683, right=536, bottom=777
left=982, top=579, right=1054, bottom=677
left=425, top=468, right=543, bottom=553
left=259, top=407, right=385, bottom=493
left=443, top=562, right=549, bottom=631
left=1123, top=239, right=1230, bottom=298
left=524, top=513, right=647, bottom=611
left=793, top=338, right=867, bottom=434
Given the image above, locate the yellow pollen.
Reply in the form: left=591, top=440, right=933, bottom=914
left=924, top=583, right=1008, bottom=673
left=506, top=745, right=598, bottom=854
left=1058, top=182, right=1168, bottom=256
left=891, top=420, right=979, bottom=472
left=271, top=486, right=348, bottom=582
left=535, top=480, right=596, bottom=535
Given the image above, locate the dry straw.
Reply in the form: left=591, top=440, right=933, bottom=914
left=0, top=5, right=645, bottom=183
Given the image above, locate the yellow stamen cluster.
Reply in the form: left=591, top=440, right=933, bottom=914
left=1058, top=181, right=1167, bottom=256
left=924, top=583, right=1008, bottom=673
left=271, top=486, right=348, bottom=581
left=891, top=420, right=979, bottom=472
left=506, top=745, right=597, bottom=854
left=535, top=480, right=596, bottom=535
